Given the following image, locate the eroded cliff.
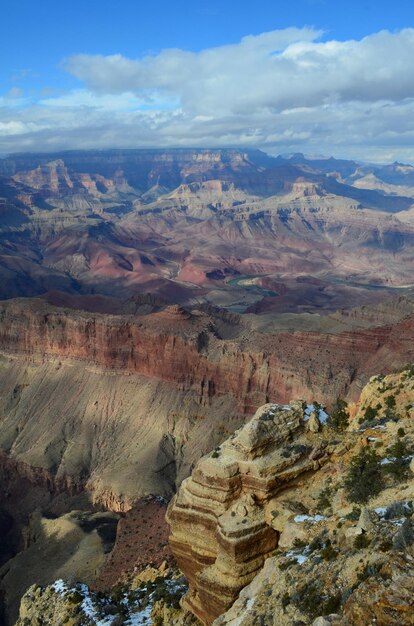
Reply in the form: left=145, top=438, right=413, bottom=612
left=1, top=297, right=414, bottom=506
left=168, top=369, right=414, bottom=625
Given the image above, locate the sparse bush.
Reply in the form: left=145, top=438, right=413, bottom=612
left=67, top=591, right=83, bottom=605
left=356, top=562, right=380, bottom=584
left=320, top=539, right=338, bottom=560
left=323, top=593, right=341, bottom=615
left=291, top=583, right=322, bottom=618
left=379, top=538, right=393, bottom=552
left=281, top=593, right=290, bottom=610
left=345, top=506, right=361, bottom=521
left=110, top=616, right=126, bottom=626
left=327, top=399, right=349, bottom=431
left=344, top=447, right=384, bottom=503
left=354, top=533, right=370, bottom=549
left=317, top=485, right=333, bottom=512
left=405, top=364, right=414, bottom=377
left=363, top=406, right=378, bottom=421
left=384, top=500, right=413, bottom=519
left=278, top=559, right=296, bottom=571
left=291, top=583, right=341, bottom=618
left=308, top=535, right=324, bottom=552
left=383, top=438, right=413, bottom=481
left=385, top=395, right=396, bottom=409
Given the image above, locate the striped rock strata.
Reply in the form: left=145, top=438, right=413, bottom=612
left=167, top=401, right=327, bottom=625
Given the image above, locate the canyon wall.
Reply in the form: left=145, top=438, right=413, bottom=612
left=0, top=297, right=414, bottom=504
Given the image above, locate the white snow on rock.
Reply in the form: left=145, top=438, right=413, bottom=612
left=51, top=580, right=67, bottom=595
left=294, top=514, right=326, bottom=523
left=304, top=404, right=328, bottom=424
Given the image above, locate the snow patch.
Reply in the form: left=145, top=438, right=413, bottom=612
left=294, top=514, right=326, bottom=523
left=374, top=507, right=387, bottom=517
left=304, top=404, right=328, bottom=424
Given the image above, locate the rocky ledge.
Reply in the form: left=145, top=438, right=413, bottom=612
left=168, top=366, right=414, bottom=625
left=166, top=400, right=329, bottom=624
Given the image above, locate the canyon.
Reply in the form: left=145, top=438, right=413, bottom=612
left=1, top=148, right=414, bottom=624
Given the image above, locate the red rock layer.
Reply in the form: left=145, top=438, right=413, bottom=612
left=1, top=298, right=414, bottom=412
left=92, top=496, right=172, bottom=592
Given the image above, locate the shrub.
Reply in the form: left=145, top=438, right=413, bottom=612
left=383, top=439, right=412, bottom=481
left=317, top=485, right=333, bottom=512
left=320, top=539, right=338, bottom=560
left=379, top=538, right=393, bottom=552
left=354, top=533, right=370, bottom=549
left=385, top=395, right=396, bottom=409
left=278, top=559, right=296, bottom=570
left=397, top=427, right=406, bottom=437
left=291, top=583, right=322, bottom=618
left=345, top=506, right=361, bottom=521
left=384, top=500, right=413, bottom=519
left=308, top=535, right=323, bottom=552
left=281, top=593, right=290, bottom=610
left=323, top=593, right=341, bottom=615
left=291, top=583, right=341, bottom=619
left=327, top=399, right=349, bottom=431
left=67, top=591, right=83, bottom=605
left=344, top=447, right=384, bottom=503
left=356, top=563, right=379, bottom=584
left=363, top=406, right=378, bottom=421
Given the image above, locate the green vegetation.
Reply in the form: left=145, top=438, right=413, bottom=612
left=354, top=534, right=371, bottom=549
left=327, top=398, right=349, bottom=431
left=67, top=591, right=83, bottom=605
left=385, top=394, right=396, bottom=409
left=344, top=446, right=384, bottom=503
left=291, top=583, right=341, bottom=619
left=320, top=539, right=338, bottom=560
left=363, top=405, right=379, bottom=421
left=317, top=485, right=333, bottom=512
left=383, top=438, right=413, bottom=481
left=345, top=506, right=361, bottom=521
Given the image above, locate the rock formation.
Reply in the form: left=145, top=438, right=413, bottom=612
left=168, top=367, right=414, bottom=625
left=167, top=401, right=327, bottom=624
left=1, top=297, right=414, bottom=507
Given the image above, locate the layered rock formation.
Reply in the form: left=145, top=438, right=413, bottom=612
left=168, top=368, right=414, bottom=626
left=1, top=296, right=414, bottom=507
left=1, top=148, right=414, bottom=305
left=167, top=401, right=325, bottom=624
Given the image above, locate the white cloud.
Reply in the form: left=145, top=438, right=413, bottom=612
left=2, top=27, right=414, bottom=160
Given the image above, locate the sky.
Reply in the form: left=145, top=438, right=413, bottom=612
left=1, top=0, right=414, bottom=161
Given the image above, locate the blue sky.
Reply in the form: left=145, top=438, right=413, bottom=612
left=1, top=0, right=414, bottom=159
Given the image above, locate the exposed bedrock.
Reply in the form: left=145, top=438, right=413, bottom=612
left=166, top=402, right=325, bottom=625
left=0, top=297, right=413, bottom=503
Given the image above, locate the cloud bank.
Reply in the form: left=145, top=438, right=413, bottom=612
left=2, top=27, right=414, bottom=161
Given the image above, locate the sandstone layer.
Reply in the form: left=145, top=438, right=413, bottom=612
left=167, top=368, right=414, bottom=626
left=167, top=401, right=325, bottom=624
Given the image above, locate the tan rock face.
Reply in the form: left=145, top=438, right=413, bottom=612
left=167, top=401, right=325, bottom=625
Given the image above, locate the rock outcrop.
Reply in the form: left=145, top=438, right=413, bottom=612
left=168, top=367, right=414, bottom=625
left=167, top=401, right=327, bottom=624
